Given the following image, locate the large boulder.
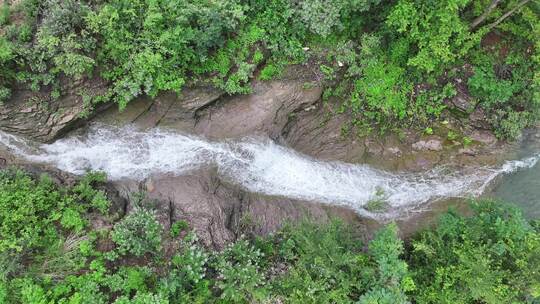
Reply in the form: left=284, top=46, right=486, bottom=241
left=112, top=169, right=363, bottom=249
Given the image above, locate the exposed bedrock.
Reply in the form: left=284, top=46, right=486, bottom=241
left=0, top=75, right=519, bottom=248
left=0, top=77, right=109, bottom=142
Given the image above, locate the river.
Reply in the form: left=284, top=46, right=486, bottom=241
left=1, top=123, right=538, bottom=220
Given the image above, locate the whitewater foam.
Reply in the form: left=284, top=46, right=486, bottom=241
left=1, top=124, right=538, bottom=218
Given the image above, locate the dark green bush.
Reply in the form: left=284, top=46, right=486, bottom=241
left=0, top=0, right=537, bottom=138
left=87, top=0, right=247, bottom=108
left=0, top=37, right=14, bottom=103
left=1, top=169, right=539, bottom=304
left=409, top=200, right=540, bottom=303
left=0, top=4, right=10, bottom=26
left=111, top=207, right=162, bottom=257
left=467, top=44, right=537, bottom=139
left=295, top=0, right=381, bottom=37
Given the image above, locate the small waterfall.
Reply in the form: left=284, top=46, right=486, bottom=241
left=1, top=124, right=538, bottom=218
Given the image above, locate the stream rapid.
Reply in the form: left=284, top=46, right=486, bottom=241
left=1, top=124, right=538, bottom=219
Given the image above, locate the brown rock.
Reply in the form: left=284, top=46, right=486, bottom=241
left=470, top=130, right=497, bottom=145
left=412, top=139, right=443, bottom=151
left=386, top=147, right=402, bottom=157
left=113, top=170, right=364, bottom=249
left=458, top=147, right=477, bottom=156
left=451, top=95, right=474, bottom=111
left=365, top=138, right=383, bottom=156
left=0, top=76, right=109, bottom=142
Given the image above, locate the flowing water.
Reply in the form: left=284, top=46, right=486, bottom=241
left=488, top=137, right=540, bottom=218
left=1, top=124, right=539, bottom=219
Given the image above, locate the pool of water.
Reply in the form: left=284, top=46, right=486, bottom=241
left=490, top=161, right=540, bottom=218
left=488, top=133, right=540, bottom=219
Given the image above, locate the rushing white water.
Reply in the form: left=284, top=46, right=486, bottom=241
left=1, top=124, right=539, bottom=218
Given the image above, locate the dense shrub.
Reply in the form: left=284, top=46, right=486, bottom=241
left=387, top=0, right=482, bottom=74
left=111, top=207, right=162, bottom=257
left=0, top=170, right=110, bottom=255
left=0, top=170, right=114, bottom=303
left=40, top=0, right=91, bottom=36
left=0, top=4, right=9, bottom=26
left=212, top=239, right=266, bottom=303
left=0, top=0, right=97, bottom=98
left=87, top=0, right=247, bottom=108
left=272, top=221, right=413, bottom=303
left=295, top=0, right=381, bottom=37
left=1, top=169, right=539, bottom=303
left=409, top=200, right=540, bottom=303
left=349, top=35, right=412, bottom=127
left=0, top=171, right=71, bottom=253
left=0, top=37, right=14, bottom=103
left=466, top=40, right=537, bottom=139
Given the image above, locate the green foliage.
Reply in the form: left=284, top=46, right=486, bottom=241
left=267, top=220, right=415, bottom=304
left=0, top=169, right=112, bottom=303
left=259, top=63, right=282, bottom=80
left=492, top=110, right=531, bottom=140
left=295, top=0, right=381, bottom=37
left=1, top=171, right=539, bottom=304
left=322, top=0, right=537, bottom=136
left=467, top=44, right=537, bottom=139
left=463, top=136, right=473, bottom=147
left=87, top=0, right=247, bottom=108
left=161, top=234, right=212, bottom=302
left=468, top=66, right=517, bottom=107
left=366, top=187, right=390, bottom=213
left=342, top=34, right=412, bottom=130
left=40, top=0, right=91, bottom=36
left=0, top=0, right=97, bottom=100
left=213, top=239, right=266, bottom=303
left=111, top=207, right=162, bottom=257
left=387, top=0, right=482, bottom=73
left=114, top=292, right=168, bottom=304
left=359, top=224, right=413, bottom=304
left=0, top=4, right=10, bottom=26
left=409, top=200, right=540, bottom=303
left=170, top=220, right=188, bottom=238
left=413, top=83, right=455, bottom=123
left=272, top=220, right=364, bottom=303
left=72, top=171, right=110, bottom=214
left=0, top=171, right=74, bottom=253
left=0, top=170, right=108, bottom=255
left=0, top=37, right=14, bottom=103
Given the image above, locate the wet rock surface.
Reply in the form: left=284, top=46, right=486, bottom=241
left=112, top=169, right=364, bottom=249
left=0, top=74, right=523, bottom=247
left=97, top=80, right=323, bottom=141
left=0, top=77, right=109, bottom=142
left=89, top=79, right=518, bottom=246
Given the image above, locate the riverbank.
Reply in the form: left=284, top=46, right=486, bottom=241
left=1, top=108, right=539, bottom=247
left=1, top=168, right=538, bottom=303
left=1, top=74, right=539, bottom=247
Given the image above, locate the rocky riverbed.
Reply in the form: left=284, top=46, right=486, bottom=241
left=1, top=71, right=536, bottom=248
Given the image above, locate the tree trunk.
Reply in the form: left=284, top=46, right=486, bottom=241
left=470, top=0, right=502, bottom=30
left=487, top=0, right=532, bottom=30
